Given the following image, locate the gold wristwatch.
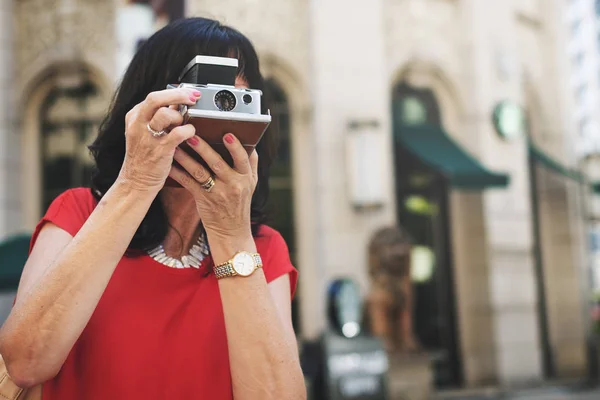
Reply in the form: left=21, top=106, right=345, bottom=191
left=214, top=251, right=263, bottom=279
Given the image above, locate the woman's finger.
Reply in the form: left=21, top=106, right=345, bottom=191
left=148, top=107, right=184, bottom=133
left=140, top=88, right=200, bottom=120
left=166, top=124, right=196, bottom=147
left=249, top=150, right=258, bottom=181
left=173, top=147, right=213, bottom=185
left=223, top=133, right=251, bottom=175
left=168, top=165, right=204, bottom=197
left=185, top=135, right=235, bottom=182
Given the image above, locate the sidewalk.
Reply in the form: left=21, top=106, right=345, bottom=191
left=507, top=388, right=600, bottom=400
left=435, top=385, right=600, bottom=400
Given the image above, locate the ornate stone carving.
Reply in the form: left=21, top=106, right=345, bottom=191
left=15, top=0, right=116, bottom=89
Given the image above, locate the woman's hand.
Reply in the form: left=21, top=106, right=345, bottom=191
left=118, top=87, right=201, bottom=192
left=168, top=133, right=258, bottom=242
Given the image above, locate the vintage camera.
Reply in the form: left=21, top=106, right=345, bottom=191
left=170, top=55, right=271, bottom=166
left=183, top=83, right=263, bottom=115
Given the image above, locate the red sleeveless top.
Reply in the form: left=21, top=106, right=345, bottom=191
left=29, top=188, right=298, bottom=400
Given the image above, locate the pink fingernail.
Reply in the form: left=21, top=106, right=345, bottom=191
left=224, top=133, right=235, bottom=144
left=189, top=95, right=198, bottom=102
left=187, top=136, right=199, bottom=146
left=192, top=90, right=201, bottom=97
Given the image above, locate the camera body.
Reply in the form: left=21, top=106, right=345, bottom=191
left=180, top=82, right=263, bottom=115
left=169, top=55, right=271, bottom=167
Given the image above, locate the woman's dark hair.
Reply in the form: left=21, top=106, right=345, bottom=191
left=89, top=17, right=276, bottom=252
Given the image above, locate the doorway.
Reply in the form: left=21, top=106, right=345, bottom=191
left=392, top=82, right=462, bottom=388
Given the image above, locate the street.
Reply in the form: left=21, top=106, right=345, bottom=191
left=436, top=386, right=600, bottom=400
left=507, top=388, right=600, bottom=400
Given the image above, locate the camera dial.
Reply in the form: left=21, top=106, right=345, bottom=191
left=214, top=90, right=237, bottom=111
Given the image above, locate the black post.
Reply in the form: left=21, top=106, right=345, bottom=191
left=528, top=151, right=555, bottom=378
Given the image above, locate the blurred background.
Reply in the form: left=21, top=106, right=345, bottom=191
left=3, top=0, right=600, bottom=399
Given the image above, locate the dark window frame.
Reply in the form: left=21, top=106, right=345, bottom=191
left=263, top=78, right=299, bottom=332
left=40, top=79, right=102, bottom=213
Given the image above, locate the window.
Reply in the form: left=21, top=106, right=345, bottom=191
left=264, top=79, right=294, bottom=255
left=580, top=117, right=590, bottom=136
left=392, top=83, right=441, bottom=129
left=400, top=96, right=428, bottom=125
left=596, top=0, right=600, bottom=16
left=263, top=79, right=299, bottom=331
left=570, top=19, right=581, bottom=37
left=573, top=52, right=584, bottom=68
left=575, top=83, right=587, bottom=103
left=40, top=76, right=103, bottom=213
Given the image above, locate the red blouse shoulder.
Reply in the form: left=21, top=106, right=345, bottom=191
left=30, top=189, right=298, bottom=297
left=254, top=225, right=298, bottom=298
left=30, top=188, right=97, bottom=251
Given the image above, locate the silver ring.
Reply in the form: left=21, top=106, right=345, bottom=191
left=200, top=176, right=215, bottom=192
left=147, top=123, right=168, bottom=138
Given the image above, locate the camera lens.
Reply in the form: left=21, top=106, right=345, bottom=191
left=243, top=94, right=253, bottom=105
left=214, top=90, right=237, bottom=111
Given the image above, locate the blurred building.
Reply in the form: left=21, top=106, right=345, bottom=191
left=567, top=0, right=600, bottom=158
left=0, top=0, right=593, bottom=393
left=568, top=1, right=600, bottom=325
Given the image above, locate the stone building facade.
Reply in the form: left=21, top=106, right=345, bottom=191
left=0, top=0, right=591, bottom=391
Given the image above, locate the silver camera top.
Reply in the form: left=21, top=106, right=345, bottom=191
left=177, top=83, right=263, bottom=115
left=175, top=55, right=264, bottom=115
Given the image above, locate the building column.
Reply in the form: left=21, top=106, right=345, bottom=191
left=308, top=0, right=397, bottom=335
left=460, top=0, right=543, bottom=384
left=0, top=0, right=19, bottom=239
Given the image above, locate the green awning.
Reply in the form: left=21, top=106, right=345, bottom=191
left=395, top=124, right=510, bottom=189
left=528, top=143, right=584, bottom=182
left=0, top=234, right=31, bottom=291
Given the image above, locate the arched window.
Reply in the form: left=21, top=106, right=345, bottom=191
left=39, top=78, right=104, bottom=213
left=264, top=79, right=299, bottom=331
left=392, top=82, right=441, bottom=128
left=264, top=79, right=295, bottom=260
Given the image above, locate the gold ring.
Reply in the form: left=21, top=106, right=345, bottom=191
left=200, top=176, right=215, bottom=192
left=147, top=123, right=167, bottom=138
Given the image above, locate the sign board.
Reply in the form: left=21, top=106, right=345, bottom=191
left=492, top=101, right=527, bottom=141
left=322, top=332, right=389, bottom=400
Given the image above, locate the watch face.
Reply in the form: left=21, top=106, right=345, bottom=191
left=232, top=252, right=256, bottom=276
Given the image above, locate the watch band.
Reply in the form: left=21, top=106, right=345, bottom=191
left=214, top=253, right=263, bottom=279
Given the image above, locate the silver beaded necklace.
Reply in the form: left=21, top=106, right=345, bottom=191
left=146, top=234, right=210, bottom=269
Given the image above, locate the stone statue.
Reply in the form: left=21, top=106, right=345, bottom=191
left=367, top=226, right=420, bottom=353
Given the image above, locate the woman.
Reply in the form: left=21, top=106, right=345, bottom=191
left=0, top=17, right=305, bottom=400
